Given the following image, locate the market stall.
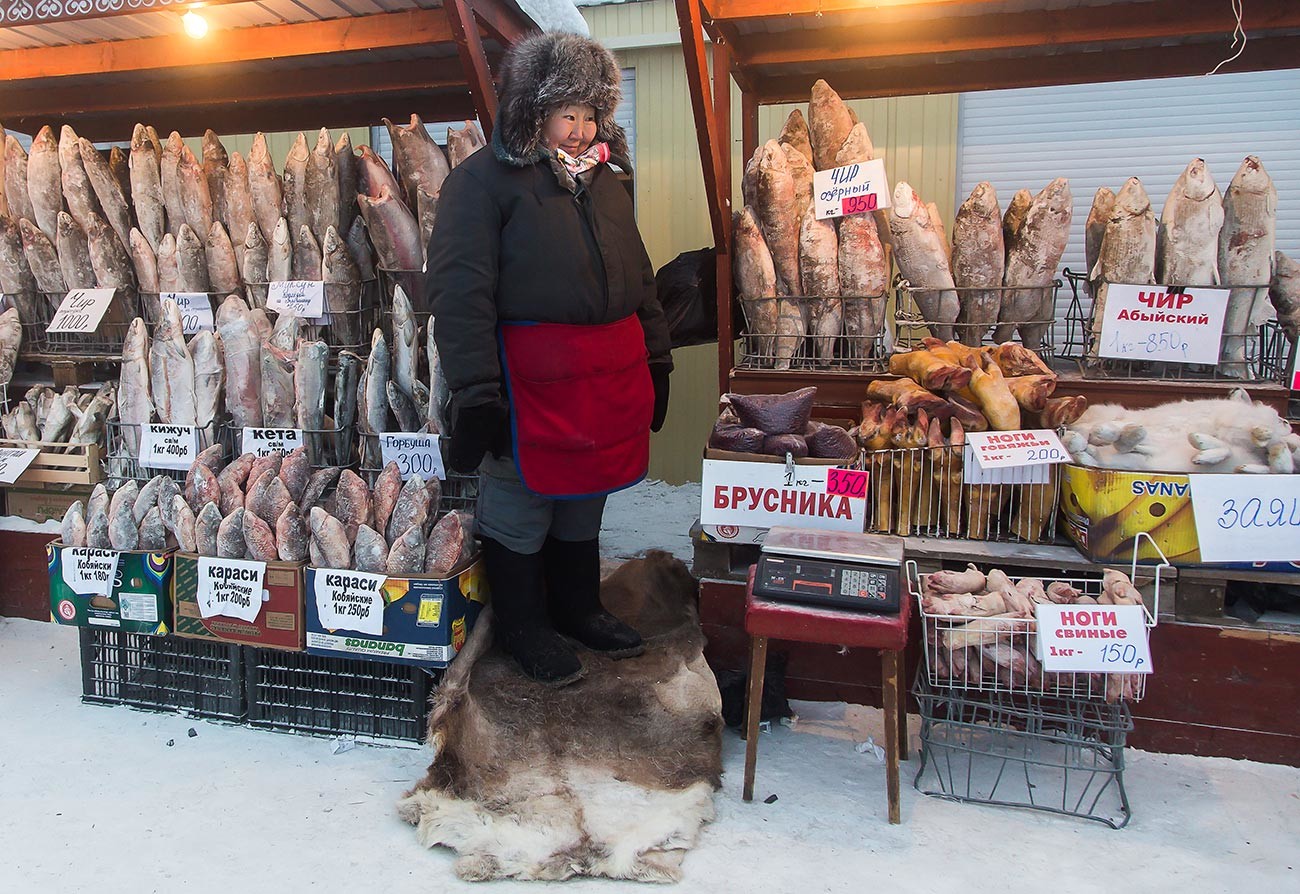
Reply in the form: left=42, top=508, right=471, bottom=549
left=676, top=0, right=1300, bottom=771
left=0, top=0, right=556, bottom=735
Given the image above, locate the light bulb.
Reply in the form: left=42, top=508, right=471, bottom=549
left=183, top=10, right=208, bottom=39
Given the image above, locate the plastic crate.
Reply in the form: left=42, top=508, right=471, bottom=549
left=78, top=627, right=245, bottom=720
left=243, top=647, right=435, bottom=743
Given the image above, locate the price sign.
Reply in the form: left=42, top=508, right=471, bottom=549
left=1289, top=342, right=1300, bottom=392
left=965, top=429, right=1069, bottom=470
left=826, top=467, right=869, bottom=499
left=160, top=292, right=214, bottom=334
left=700, top=459, right=867, bottom=533
left=47, top=288, right=116, bottom=334
left=813, top=158, right=891, bottom=221
left=267, top=281, right=325, bottom=318
left=380, top=433, right=446, bottom=481
left=1096, top=283, right=1230, bottom=364
left=1035, top=604, right=1152, bottom=674
left=313, top=568, right=387, bottom=636
left=1187, top=474, right=1300, bottom=563
left=138, top=424, right=198, bottom=471
left=241, top=427, right=304, bottom=457
left=61, top=547, right=120, bottom=597
left=0, top=447, right=39, bottom=484
left=196, top=557, right=266, bottom=622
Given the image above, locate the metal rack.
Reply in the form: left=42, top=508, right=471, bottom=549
left=244, top=278, right=382, bottom=356
left=735, top=294, right=890, bottom=372
left=893, top=279, right=1062, bottom=355
left=103, top=420, right=226, bottom=485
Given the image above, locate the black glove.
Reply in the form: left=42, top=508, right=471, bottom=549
left=649, top=364, right=671, bottom=433
left=448, top=403, right=509, bottom=473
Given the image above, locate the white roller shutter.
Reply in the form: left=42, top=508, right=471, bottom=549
left=369, top=68, right=635, bottom=166
left=957, top=68, right=1300, bottom=338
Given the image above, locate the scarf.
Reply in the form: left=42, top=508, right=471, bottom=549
left=555, top=142, right=610, bottom=178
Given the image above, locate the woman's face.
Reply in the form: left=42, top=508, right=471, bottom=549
left=542, top=103, right=598, bottom=155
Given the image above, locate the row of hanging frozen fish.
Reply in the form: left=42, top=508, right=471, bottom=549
left=0, top=118, right=486, bottom=319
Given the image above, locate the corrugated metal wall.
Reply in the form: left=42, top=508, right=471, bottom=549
left=583, top=0, right=960, bottom=484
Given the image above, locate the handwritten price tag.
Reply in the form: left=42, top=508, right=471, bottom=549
left=380, top=433, right=446, bottom=481
left=48, top=288, right=115, bottom=334
left=813, top=158, right=891, bottom=221
left=61, top=547, right=120, bottom=597
left=241, top=427, right=304, bottom=457
left=139, top=424, right=198, bottom=471
left=267, top=281, right=325, bottom=318
left=1035, top=604, right=1152, bottom=674
left=1097, top=283, right=1230, bottom=364
left=0, top=447, right=39, bottom=484
left=1187, top=473, right=1300, bottom=563
left=966, top=429, right=1069, bottom=470
left=160, top=292, right=214, bottom=334
left=826, top=467, right=869, bottom=498
left=313, top=568, right=387, bottom=636
left=196, top=557, right=266, bottom=622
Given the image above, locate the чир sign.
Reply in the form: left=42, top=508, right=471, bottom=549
left=196, top=557, right=266, bottom=623
left=813, top=159, right=891, bottom=221
left=699, top=459, right=867, bottom=534
left=47, top=288, right=116, bottom=334
left=1034, top=603, right=1152, bottom=674
left=1097, top=283, right=1230, bottom=364
left=160, top=292, right=214, bottom=334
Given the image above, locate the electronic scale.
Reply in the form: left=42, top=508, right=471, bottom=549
left=752, top=526, right=904, bottom=614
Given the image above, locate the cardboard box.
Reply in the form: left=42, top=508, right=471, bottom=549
left=8, top=484, right=94, bottom=523
left=1060, top=464, right=1300, bottom=572
left=172, top=552, right=306, bottom=651
left=705, top=448, right=849, bottom=466
left=303, top=555, right=487, bottom=668
left=698, top=523, right=769, bottom=546
left=47, top=542, right=173, bottom=635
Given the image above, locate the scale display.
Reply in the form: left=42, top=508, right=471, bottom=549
left=753, top=553, right=900, bottom=613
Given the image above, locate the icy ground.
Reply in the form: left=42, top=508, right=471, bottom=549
left=1, top=617, right=1296, bottom=892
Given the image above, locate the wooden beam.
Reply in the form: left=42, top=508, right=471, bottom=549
left=754, top=34, right=1300, bottom=103
left=676, top=0, right=727, bottom=250
left=741, top=89, right=759, bottom=171
left=466, top=0, right=539, bottom=46
left=0, top=0, right=251, bottom=28
left=446, top=0, right=500, bottom=138
left=705, top=0, right=1004, bottom=24
left=713, top=39, right=734, bottom=393
left=732, top=0, right=1300, bottom=68
left=0, top=57, right=474, bottom=119
left=0, top=9, right=454, bottom=80
left=10, top=91, right=479, bottom=143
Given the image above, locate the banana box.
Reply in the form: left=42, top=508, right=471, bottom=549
left=172, top=552, right=306, bottom=651
left=303, top=555, right=487, bottom=668
left=1060, top=465, right=1300, bottom=571
left=47, top=542, right=174, bottom=635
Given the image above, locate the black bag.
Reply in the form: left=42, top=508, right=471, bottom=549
left=655, top=247, right=719, bottom=348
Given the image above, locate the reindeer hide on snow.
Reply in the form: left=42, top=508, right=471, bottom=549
left=398, top=551, right=723, bottom=883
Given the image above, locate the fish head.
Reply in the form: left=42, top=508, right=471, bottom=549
left=891, top=182, right=918, bottom=219
left=1114, top=177, right=1151, bottom=217
left=271, top=217, right=291, bottom=247
left=228, top=151, right=247, bottom=176
left=202, top=130, right=227, bottom=165
left=243, top=221, right=266, bottom=250
left=249, top=133, right=270, bottom=164
left=164, top=131, right=185, bottom=159
left=1035, top=177, right=1073, bottom=215
left=287, top=132, right=310, bottom=164
left=17, top=217, right=44, bottom=248
left=757, top=139, right=789, bottom=175
left=315, top=127, right=333, bottom=155
left=335, top=132, right=353, bottom=154
left=33, top=125, right=57, bottom=151
left=1180, top=158, right=1218, bottom=201
left=1230, top=155, right=1272, bottom=194
left=965, top=181, right=1000, bottom=217
left=322, top=225, right=343, bottom=255
left=157, top=231, right=177, bottom=260
left=177, top=223, right=204, bottom=253
left=130, top=123, right=149, bottom=151
left=207, top=220, right=231, bottom=247
left=129, top=227, right=150, bottom=254
left=58, top=124, right=80, bottom=153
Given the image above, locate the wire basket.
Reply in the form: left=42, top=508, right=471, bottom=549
left=911, top=533, right=1167, bottom=703
left=736, top=295, right=889, bottom=372
left=79, top=627, right=246, bottom=721
left=243, top=646, right=434, bottom=743
left=103, top=420, right=227, bottom=485
left=894, top=279, right=1061, bottom=354
left=378, top=267, right=432, bottom=334
left=862, top=445, right=1060, bottom=543
left=1058, top=268, right=1092, bottom=360
left=1078, top=282, right=1283, bottom=382
left=912, top=674, right=1134, bottom=828
left=245, top=279, right=382, bottom=356
left=10, top=288, right=140, bottom=359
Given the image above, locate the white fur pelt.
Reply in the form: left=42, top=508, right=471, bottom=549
left=1064, top=389, right=1300, bottom=474
left=398, top=552, right=722, bottom=883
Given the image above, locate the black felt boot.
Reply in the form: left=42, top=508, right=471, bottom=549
left=544, top=536, right=644, bottom=658
left=481, top=536, right=584, bottom=687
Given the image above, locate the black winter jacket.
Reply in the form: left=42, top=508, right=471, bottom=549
left=425, top=137, right=673, bottom=429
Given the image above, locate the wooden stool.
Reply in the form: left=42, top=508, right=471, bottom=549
left=741, top=566, right=912, bottom=823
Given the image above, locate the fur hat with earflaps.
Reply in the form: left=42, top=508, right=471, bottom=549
left=494, top=31, right=630, bottom=167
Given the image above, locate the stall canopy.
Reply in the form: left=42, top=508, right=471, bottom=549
left=675, top=0, right=1300, bottom=392
left=0, top=0, right=553, bottom=139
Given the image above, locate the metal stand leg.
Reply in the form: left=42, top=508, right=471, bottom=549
left=897, top=647, right=908, bottom=762
left=742, top=635, right=768, bottom=803
left=882, top=649, right=902, bottom=824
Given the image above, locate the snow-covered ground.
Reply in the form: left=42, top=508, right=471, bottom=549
left=2, top=615, right=1296, bottom=892
left=600, top=478, right=701, bottom=563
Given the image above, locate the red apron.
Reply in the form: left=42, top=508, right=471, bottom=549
left=498, top=314, right=653, bottom=499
